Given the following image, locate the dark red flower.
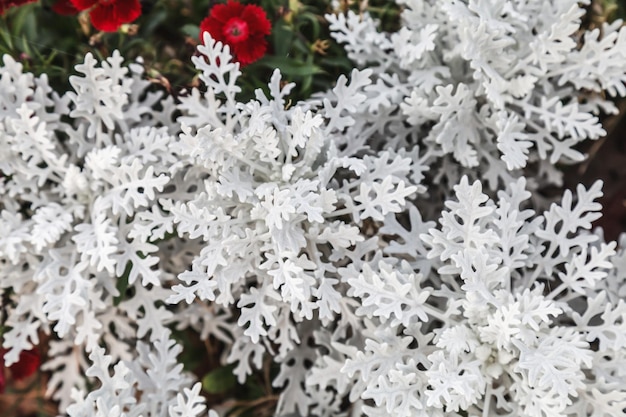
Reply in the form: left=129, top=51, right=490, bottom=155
left=200, top=0, right=271, bottom=66
left=0, top=0, right=37, bottom=15
left=9, top=350, right=40, bottom=380
left=52, top=0, right=79, bottom=15
left=0, top=348, right=40, bottom=393
left=70, top=0, right=142, bottom=32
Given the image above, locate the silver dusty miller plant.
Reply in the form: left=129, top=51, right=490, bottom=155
left=326, top=0, right=626, bottom=193
left=308, top=177, right=626, bottom=416
left=0, top=33, right=420, bottom=416
left=0, top=2, right=625, bottom=417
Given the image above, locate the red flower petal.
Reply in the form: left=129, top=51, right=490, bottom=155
left=89, top=4, right=121, bottom=32
left=241, top=4, right=270, bottom=36
left=8, top=349, right=40, bottom=381
left=52, top=0, right=79, bottom=15
left=232, top=36, right=267, bottom=66
left=88, top=0, right=141, bottom=32
left=69, top=0, right=98, bottom=11
left=109, top=0, right=141, bottom=24
left=0, top=0, right=37, bottom=15
left=199, top=16, right=215, bottom=38
left=210, top=0, right=245, bottom=24
left=200, top=15, right=229, bottom=43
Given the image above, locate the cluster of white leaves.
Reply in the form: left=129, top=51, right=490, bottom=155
left=0, top=47, right=187, bottom=413
left=1, top=7, right=626, bottom=417
left=307, top=177, right=626, bottom=417
left=165, top=33, right=421, bottom=416
left=325, top=0, right=626, bottom=192
left=0, top=33, right=422, bottom=416
left=66, top=329, right=220, bottom=417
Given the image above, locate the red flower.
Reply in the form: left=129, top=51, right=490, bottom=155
left=0, top=348, right=40, bottom=393
left=9, top=350, right=41, bottom=381
left=69, top=0, right=142, bottom=32
left=0, top=0, right=37, bottom=15
left=200, top=0, right=271, bottom=66
left=52, top=0, right=79, bottom=15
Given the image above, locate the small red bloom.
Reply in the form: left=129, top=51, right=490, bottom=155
left=0, top=348, right=40, bottom=393
left=0, top=0, right=37, bottom=15
left=9, top=350, right=40, bottom=380
left=200, top=0, right=271, bottom=66
left=69, top=0, right=142, bottom=32
left=52, top=0, right=79, bottom=15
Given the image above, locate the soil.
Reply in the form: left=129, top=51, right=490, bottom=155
left=566, top=101, right=626, bottom=242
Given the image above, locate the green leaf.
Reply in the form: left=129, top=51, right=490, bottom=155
left=296, top=12, right=322, bottom=39
left=258, top=56, right=323, bottom=77
left=201, top=365, right=238, bottom=394
left=319, top=56, right=353, bottom=71
left=113, top=263, right=131, bottom=306
left=271, top=22, right=294, bottom=57
left=8, top=5, right=32, bottom=35
left=0, top=21, right=14, bottom=50
left=20, top=34, right=32, bottom=56
left=142, top=9, right=168, bottom=34
left=181, top=24, right=200, bottom=39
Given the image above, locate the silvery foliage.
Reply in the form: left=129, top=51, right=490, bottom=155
left=0, top=11, right=625, bottom=417
left=308, top=178, right=626, bottom=416
left=0, top=32, right=420, bottom=416
left=0, top=50, right=202, bottom=416
left=166, top=32, right=420, bottom=416
left=325, top=0, right=626, bottom=193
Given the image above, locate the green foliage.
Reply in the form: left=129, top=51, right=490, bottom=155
left=602, top=0, right=626, bottom=20
left=201, top=364, right=237, bottom=394
left=113, top=263, right=131, bottom=307
left=0, top=0, right=406, bottom=102
left=236, top=0, right=352, bottom=101
left=1, top=0, right=624, bottom=102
